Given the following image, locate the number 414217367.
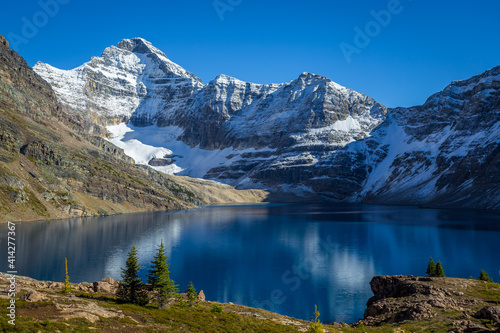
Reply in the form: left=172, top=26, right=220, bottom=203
left=7, top=222, right=16, bottom=271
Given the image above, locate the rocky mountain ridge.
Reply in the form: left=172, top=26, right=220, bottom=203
left=33, top=38, right=500, bottom=209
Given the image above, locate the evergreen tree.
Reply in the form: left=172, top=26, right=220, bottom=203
left=426, top=257, right=437, bottom=277
left=478, top=270, right=493, bottom=282
left=63, top=257, right=72, bottom=294
left=186, top=281, right=197, bottom=306
left=435, top=261, right=446, bottom=277
left=147, top=240, right=178, bottom=308
left=117, top=243, right=147, bottom=305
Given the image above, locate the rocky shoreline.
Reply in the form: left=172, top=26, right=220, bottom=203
left=1, top=273, right=499, bottom=332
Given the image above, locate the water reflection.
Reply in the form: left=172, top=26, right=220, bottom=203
left=1, top=204, right=499, bottom=323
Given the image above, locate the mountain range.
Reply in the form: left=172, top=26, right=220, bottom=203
left=23, top=37, right=500, bottom=210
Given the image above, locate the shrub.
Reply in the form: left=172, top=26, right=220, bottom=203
left=62, top=257, right=72, bottom=294
left=186, top=281, right=198, bottom=306
left=211, top=304, right=223, bottom=313
left=308, top=304, right=324, bottom=333
left=479, top=270, right=493, bottom=282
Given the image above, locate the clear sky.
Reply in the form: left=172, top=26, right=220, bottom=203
left=1, top=0, right=499, bottom=108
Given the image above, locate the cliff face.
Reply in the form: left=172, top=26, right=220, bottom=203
left=0, top=35, right=201, bottom=222
left=362, top=275, right=500, bottom=332
left=362, top=66, right=500, bottom=209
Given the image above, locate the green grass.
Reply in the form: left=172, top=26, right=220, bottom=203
left=0, top=296, right=309, bottom=333
left=468, top=281, right=500, bottom=303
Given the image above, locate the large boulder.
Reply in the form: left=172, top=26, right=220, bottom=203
left=92, top=281, right=115, bottom=294
left=475, top=306, right=500, bottom=326
left=22, top=290, right=46, bottom=302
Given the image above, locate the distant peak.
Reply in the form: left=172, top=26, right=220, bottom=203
left=215, top=74, right=237, bottom=81
left=298, top=72, right=328, bottom=81
left=117, top=37, right=166, bottom=57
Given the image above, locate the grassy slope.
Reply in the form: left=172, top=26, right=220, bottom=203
left=165, top=175, right=269, bottom=204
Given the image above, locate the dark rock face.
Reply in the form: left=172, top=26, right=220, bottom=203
left=363, top=66, right=500, bottom=209
left=148, top=158, right=174, bottom=166
left=362, top=276, right=498, bottom=331
left=475, top=306, right=500, bottom=327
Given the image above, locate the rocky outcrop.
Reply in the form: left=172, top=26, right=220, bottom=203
left=361, top=275, right=500, bottom=331
left=92, top=279, right=119, bottom=294
left=0, top=35, right=8, bottom=48
left=475, top=306, right=500, bottom=327
left=22, top=290, right=47, bottom=302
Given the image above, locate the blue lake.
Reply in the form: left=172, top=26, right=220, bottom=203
left=2, top=203, right=499, bottom=324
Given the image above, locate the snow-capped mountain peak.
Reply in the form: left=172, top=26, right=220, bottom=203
left=34, top=37, right=204, bottom=124
left=33, top=39, right=500, bottom=209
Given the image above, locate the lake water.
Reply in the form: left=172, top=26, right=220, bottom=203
left=2, top=203, right=499, bottom=324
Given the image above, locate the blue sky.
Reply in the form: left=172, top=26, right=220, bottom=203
left=1, top=0, right=499, bottom=107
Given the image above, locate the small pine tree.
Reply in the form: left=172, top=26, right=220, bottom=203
left=435, top=261, right=446, bottom=277
left=63, top=257, right=71, bottom=294
left=426, top=257, right=437, bottom=277
left=308, top=304, right=324, bottom=333
left=147, top=240, right=178, bottom=308
left=117, top=243, right=147, bottom=305
left=479, top=270, right=493, bottom=282
left=186, top=281, right=197, bottom=306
